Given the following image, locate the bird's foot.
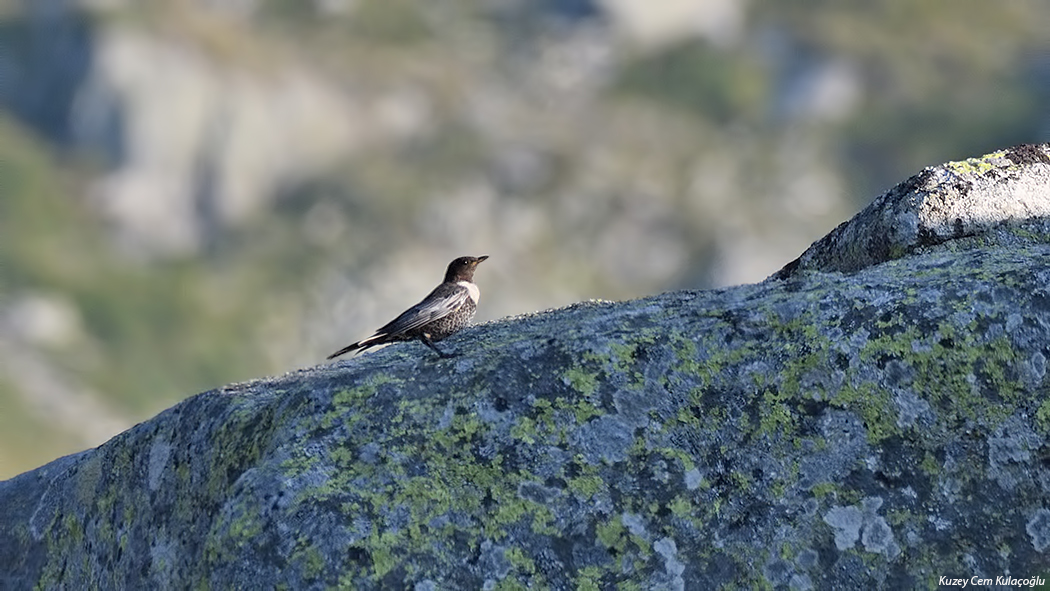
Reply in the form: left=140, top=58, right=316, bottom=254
left=420, top=335, right=454, bottom=359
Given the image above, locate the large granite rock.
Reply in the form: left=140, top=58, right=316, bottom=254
left=2, top=145, right=1050, bottom=589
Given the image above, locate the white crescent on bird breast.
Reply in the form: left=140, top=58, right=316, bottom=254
left=456, top=280, right=480, bottom=304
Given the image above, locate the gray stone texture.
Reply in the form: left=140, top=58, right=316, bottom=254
left=2, top=144, right=1050, bottom=588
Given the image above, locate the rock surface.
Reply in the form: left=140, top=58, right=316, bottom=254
left=774, top=144, right=1050, bottom=278
left=2, top=145, right=1050, bottom=588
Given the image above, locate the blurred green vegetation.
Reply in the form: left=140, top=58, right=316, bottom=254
left=757, top=0, right=1048, bottom=194
left=0, top=376, right=82, bottom=478
left=0, top=114, right=271, bottom=415
left=617, top=42, right=770, bottom=125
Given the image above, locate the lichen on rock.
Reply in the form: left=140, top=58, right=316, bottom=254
left=2, top=144, right=1050, bottom=588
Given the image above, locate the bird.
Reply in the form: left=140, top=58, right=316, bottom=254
left=327, top=255, right=489, bottom=360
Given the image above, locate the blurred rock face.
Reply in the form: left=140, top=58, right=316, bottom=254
left=76, top=31, right=361, bottom=256
left=1, top=0, right=857, bottom=280
left=600, top=0, right=746, bottom=49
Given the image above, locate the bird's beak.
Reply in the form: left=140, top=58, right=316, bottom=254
left=476, top=255, right=489, bottom=264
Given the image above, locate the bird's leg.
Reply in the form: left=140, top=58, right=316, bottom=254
left=421, top=336, right=452, bottom=358
left=419, top=334, right=453, bottom=359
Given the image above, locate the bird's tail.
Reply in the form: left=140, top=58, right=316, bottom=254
left=326, top=334, right=385, bottom=360
left=326, top=342, right=361, bottom=360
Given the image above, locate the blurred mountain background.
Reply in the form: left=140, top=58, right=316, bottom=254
left=0, top=0, right=1047, bottom=478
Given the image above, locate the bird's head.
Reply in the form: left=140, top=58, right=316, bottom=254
left=445, top=255, right=488, bottom=283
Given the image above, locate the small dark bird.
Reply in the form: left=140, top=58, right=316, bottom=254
left=327, top=255, right=489, bottom=360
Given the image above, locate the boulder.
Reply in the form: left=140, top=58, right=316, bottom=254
left=2, top=145, right=1050, bottom=589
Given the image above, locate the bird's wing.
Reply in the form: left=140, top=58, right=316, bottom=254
left=374, top=283, right=471, bottom=336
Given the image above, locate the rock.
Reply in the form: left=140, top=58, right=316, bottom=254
left=773, top=143, right=1050, bottom=278
left=2, top=145, right=1050, bottom=588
